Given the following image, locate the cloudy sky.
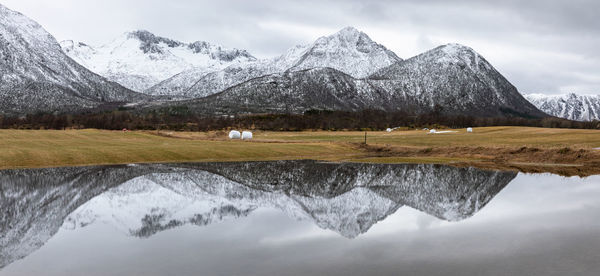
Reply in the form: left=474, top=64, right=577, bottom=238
left=2, top=0, right=599, bottom=95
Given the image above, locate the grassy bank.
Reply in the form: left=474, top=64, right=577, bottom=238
left=1, top=127, right=599, bottom=175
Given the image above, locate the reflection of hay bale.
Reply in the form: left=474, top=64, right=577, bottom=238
left=242, top=131, right=253, bottom=140
left=228, top=130, right=241, bottom=139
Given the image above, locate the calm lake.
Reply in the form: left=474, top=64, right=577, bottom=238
left=1, top=161, right=599, bottom=276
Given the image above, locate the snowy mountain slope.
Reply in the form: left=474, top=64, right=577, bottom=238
left=143, top=66, right=220, bottom=98
left=0, top=4, right=146, bottom=116
left=169, top=68, right=393, bottom=114
left=61, top=30, right=256, bottom=92
left=149, top=27, right=401, bottom=98
left=368, top=44, right=547, bottom=117
left=524, top=93, right=600, bottom=121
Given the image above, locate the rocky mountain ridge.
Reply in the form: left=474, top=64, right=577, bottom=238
left=61, top=30, right=256, bottom=92
left=525, top=93, right=600, bottom=121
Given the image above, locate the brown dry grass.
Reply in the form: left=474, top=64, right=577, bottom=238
left=1, top=127, right=599, bottom=176
left=0, top=129, right=356, bottom=170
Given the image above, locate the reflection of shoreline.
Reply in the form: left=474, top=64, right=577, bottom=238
left=0, top=161, right=516, bottom=269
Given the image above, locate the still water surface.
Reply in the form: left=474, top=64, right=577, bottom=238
left=1, top=161, right=599, bottom=276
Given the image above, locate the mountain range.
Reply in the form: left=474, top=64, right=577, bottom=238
left=0, top=3, right=552, bottom=118
left=154, top=43, right=545, bottom=117
left=525, top=93, right=600, bottom=121
left=0, top=161, right=517, bottom=269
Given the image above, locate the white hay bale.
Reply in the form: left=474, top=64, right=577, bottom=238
left=228, top=130, right=241, bottom=139
left=429, top=129, right=437, bottom=134
left=467, top=127, right=473, bottom=133
left=386, top=128, right=393, bottom=133
left=242, top=131, right=253, bottom=140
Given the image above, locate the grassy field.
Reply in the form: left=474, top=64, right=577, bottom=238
left=0, top=129, right=356, bottom=170
left=1, top=127, right=599, bottom=175
left=168, top=126, right=600, bottom=149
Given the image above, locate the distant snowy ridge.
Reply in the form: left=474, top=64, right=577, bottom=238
left=148, top=26, right=402, bottom=98
left=524, top=93, right=600, bottom=121
left=61, top=30, right=256, bottom=92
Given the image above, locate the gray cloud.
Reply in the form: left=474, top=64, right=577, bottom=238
left=1, top=0, right=599, bottom=95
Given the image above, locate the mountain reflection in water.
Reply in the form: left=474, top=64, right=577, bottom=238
left=0, top=161, right=516, bottom=269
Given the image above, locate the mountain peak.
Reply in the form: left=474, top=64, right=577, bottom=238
left=335, top=26, right=362, bottom=36
left=320, top=26, right=370, bottom=44
left=414, top=43, right=488, bottom=70
left=437, top=43, right=478, bottom=58
left=125, top=30, right=183, bottom=53
left=284, top=27, right=401, bottom=78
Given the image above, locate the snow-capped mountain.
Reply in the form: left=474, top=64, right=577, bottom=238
left=156, top=44, right=546, bottom=118
left=0, top=4, right=146, bottom=116
left=0, top=161, right=516, bottom=268
left=148, top=27, right=401, bottom=98
left=368, top=44, right=546, bottom=117
left=287, top=27, right=402, bottom=77
left=524, top=93, right=600, bottom=121
left=61, top=30, right=256, bottom=92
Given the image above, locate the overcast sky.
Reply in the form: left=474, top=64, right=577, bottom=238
left=2, top=0, right=599, bottom=95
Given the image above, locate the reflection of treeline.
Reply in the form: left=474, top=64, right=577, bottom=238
left=0, top=109, right=598, bottom=131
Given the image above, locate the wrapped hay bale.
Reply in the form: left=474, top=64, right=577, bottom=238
left=242, top=131, right=253, bottom=140
left=229, top=130, right=241, bottom=139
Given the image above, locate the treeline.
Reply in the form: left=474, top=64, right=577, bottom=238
left=1, top=109, right=599, bottom=131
